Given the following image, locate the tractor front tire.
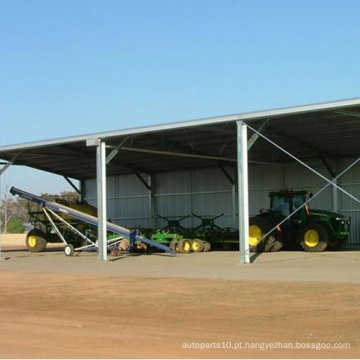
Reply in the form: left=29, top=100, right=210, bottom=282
left=26, top=229, right=47, bottom=253
left=297, top=223, right=329, bottom=252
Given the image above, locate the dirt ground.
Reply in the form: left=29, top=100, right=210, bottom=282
left=0, top=234, right=359, bottom=358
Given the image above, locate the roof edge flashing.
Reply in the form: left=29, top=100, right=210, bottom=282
left=1, top=96, right=360, bottom=152
left=240, top=96, right=360, bottom=122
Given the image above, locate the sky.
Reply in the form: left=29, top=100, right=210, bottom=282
left=1, top=0, right=360, bottom=196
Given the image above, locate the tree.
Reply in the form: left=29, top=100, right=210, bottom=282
left=7, top=217, right=25, bottom=233
left=39, top=191, right=79, bottom=204
left=0, top=187, right=28, bottom=233
left=0, top=188, right=79, bottom=233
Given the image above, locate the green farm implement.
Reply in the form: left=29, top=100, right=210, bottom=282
left=150, top=214, right=212, bottom=253
left=148, top=213, right=238, bottom=253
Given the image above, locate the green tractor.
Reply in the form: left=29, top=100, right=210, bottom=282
left=249, top=190, right=351, bottom=252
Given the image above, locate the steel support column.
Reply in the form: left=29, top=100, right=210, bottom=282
left=96, top=140, right=107, bottom=261
left=232, top=183, right=237, bottom=229
left=237, top=121, right=250, bottom=264
left=232, top=168, right=237, bottom=228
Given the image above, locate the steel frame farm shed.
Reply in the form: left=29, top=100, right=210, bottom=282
left=2, top=97, right=360, bottom=263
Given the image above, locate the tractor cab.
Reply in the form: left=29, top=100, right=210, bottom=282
left=269, top=190, right=308, bottom=223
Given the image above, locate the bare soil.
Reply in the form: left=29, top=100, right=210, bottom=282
left=0, top=235, right=359, bottom=358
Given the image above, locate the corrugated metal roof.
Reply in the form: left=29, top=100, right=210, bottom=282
left=1, top=96, right=360, bottom=180
left=2, top=96, right=360, bottom=151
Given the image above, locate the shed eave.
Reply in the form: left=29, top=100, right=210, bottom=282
left=1, top=95, right=360, bottom=153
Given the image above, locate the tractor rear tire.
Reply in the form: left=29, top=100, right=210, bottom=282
left=191, top=239, right=205, bottom=252
left=297, top=223, right=329, bottom=252
left=26, top=229, right=47, bottom=253
left=249, top=216, right=276, bottom=252
left=264, top=235, right=284, bottom=252
left=177, top=239, right=192, bottom=253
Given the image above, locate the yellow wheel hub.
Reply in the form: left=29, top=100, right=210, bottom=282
left=184, top=241, right=191, bottom=252
left=28, top=236, right=37, bottom=247
left=304, top=229, right=319, bottom=247
left=249, top=225, right=262, bottom=246
left=192, top=241, right=199, bottom=251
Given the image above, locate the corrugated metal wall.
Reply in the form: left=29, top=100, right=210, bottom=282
left=155, top=168, right=235, bottom=229
left=84, top=160, right=360, bottom=249
left=84, top=167, right=235, bottom=229
left=84, top=174, right=150, bottom=228
left=248, top=164, right=284, bottom=216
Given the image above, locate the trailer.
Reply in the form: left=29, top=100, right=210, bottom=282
left=10, top=187, right=175, bottom=256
